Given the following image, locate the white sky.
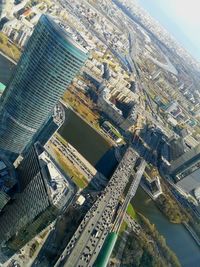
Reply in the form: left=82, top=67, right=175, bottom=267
left=138, top=0, right=200, bottom=60
left=167, top=0, right=200, bottom=31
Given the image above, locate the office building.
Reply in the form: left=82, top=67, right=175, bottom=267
left=169, top=138, right=186, bottom=161
left=25, top=101, right=66, bottom=153
left=170, top=144, right=200, bottom=193
left=0, top=15, right=88, bottom=158
left=0, top=156, right=17, bottom=212
left=0, top=143, right=75, bottom=257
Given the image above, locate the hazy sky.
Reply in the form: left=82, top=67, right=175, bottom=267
left=137, top=0, right=200, bottom=61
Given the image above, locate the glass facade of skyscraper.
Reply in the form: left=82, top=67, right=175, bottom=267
left=0, top=15, right=88, bottom=155
left=0, top=143, right=75, bottom=256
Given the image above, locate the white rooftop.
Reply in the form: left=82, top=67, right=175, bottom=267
left=39, top=151, right=69, bottom=208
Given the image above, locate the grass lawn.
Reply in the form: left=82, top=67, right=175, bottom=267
left=126, top=203, right=137, bottom=220
left=119, top=221, right=128, bottom=234
left=50, top=143, right=88, bottom=189
left=72, top=175, right=87, bottom=189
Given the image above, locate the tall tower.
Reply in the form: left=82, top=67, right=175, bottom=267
left=0, top=143, right=75, bottom=259
left=24, top=101, right=66, bottom=153
left=0, top=15, right=88, bottom=157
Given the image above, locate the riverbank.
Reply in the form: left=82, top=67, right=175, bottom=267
left=60, top=99, right=114, bottom=147
left=58, top=107, right=111, bottom=167
left=141, top=180, right=200, bottom=247
left=111, top=212, right=181, bottom=267
left=133, top=187, right=200, bottom=267
left=183, top=222, right=200, bottom=247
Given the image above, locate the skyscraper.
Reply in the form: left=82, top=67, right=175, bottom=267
left=170, top=144, right=200, bottom=193
left=24, top=101, right=66, bottom=153
left=0, top=142, right=75, bottom=257
left=0, top=15, right=88, bottom=157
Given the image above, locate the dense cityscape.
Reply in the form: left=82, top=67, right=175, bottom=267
left=0, top=0, right=200, bottom=266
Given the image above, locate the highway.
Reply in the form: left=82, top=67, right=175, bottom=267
left=54, top=147, right=139, bottom=267
left=113, top=159, right=146, bottom=233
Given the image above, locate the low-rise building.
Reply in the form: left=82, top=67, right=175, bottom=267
left=76, top=195, right=86, bottom=206
left=2, top=18, right=33, bottom=47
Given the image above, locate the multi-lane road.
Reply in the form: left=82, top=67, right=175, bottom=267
left=55, top=147, right=142, bottom=267
left=113, top=159, right=146, bottom=233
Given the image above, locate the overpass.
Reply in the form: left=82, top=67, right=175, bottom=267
left=55, top=147, right=145, bottom=267
left=113, top=159, right=146, bottom=233
left=94, top=160, right=146, bottom=267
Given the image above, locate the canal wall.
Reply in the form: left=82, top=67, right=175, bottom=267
left=183, top=222, right=200, bottom=247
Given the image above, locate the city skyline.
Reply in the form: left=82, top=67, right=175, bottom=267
left=0, top=0, right=200, bottom=266
left=138, top=0, right=200, bottom=61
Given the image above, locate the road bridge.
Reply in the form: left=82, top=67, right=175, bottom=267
left=113, top=159, right=146, bottom=233
left=54, top=147, right=143, bottom=267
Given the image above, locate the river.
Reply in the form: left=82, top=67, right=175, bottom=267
left=58, top=109, right=111, bottom=167
left=58, top=108, right=119, bottom=177
left=1, top=53, right=200, bottom=267
left=133, top=188, right=200, bottom=267
left=60, top=110, right=200, bottom=267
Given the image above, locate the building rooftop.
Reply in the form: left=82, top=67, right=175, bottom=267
left=41, top=15, right=88, bottom=54
left=170, top=143, right=200, bottom=175
left=53, top=102, right=65, bottom=127
left=0, top=191, right=10, bottom=211
left=38, top=149, right=70, bottom=208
